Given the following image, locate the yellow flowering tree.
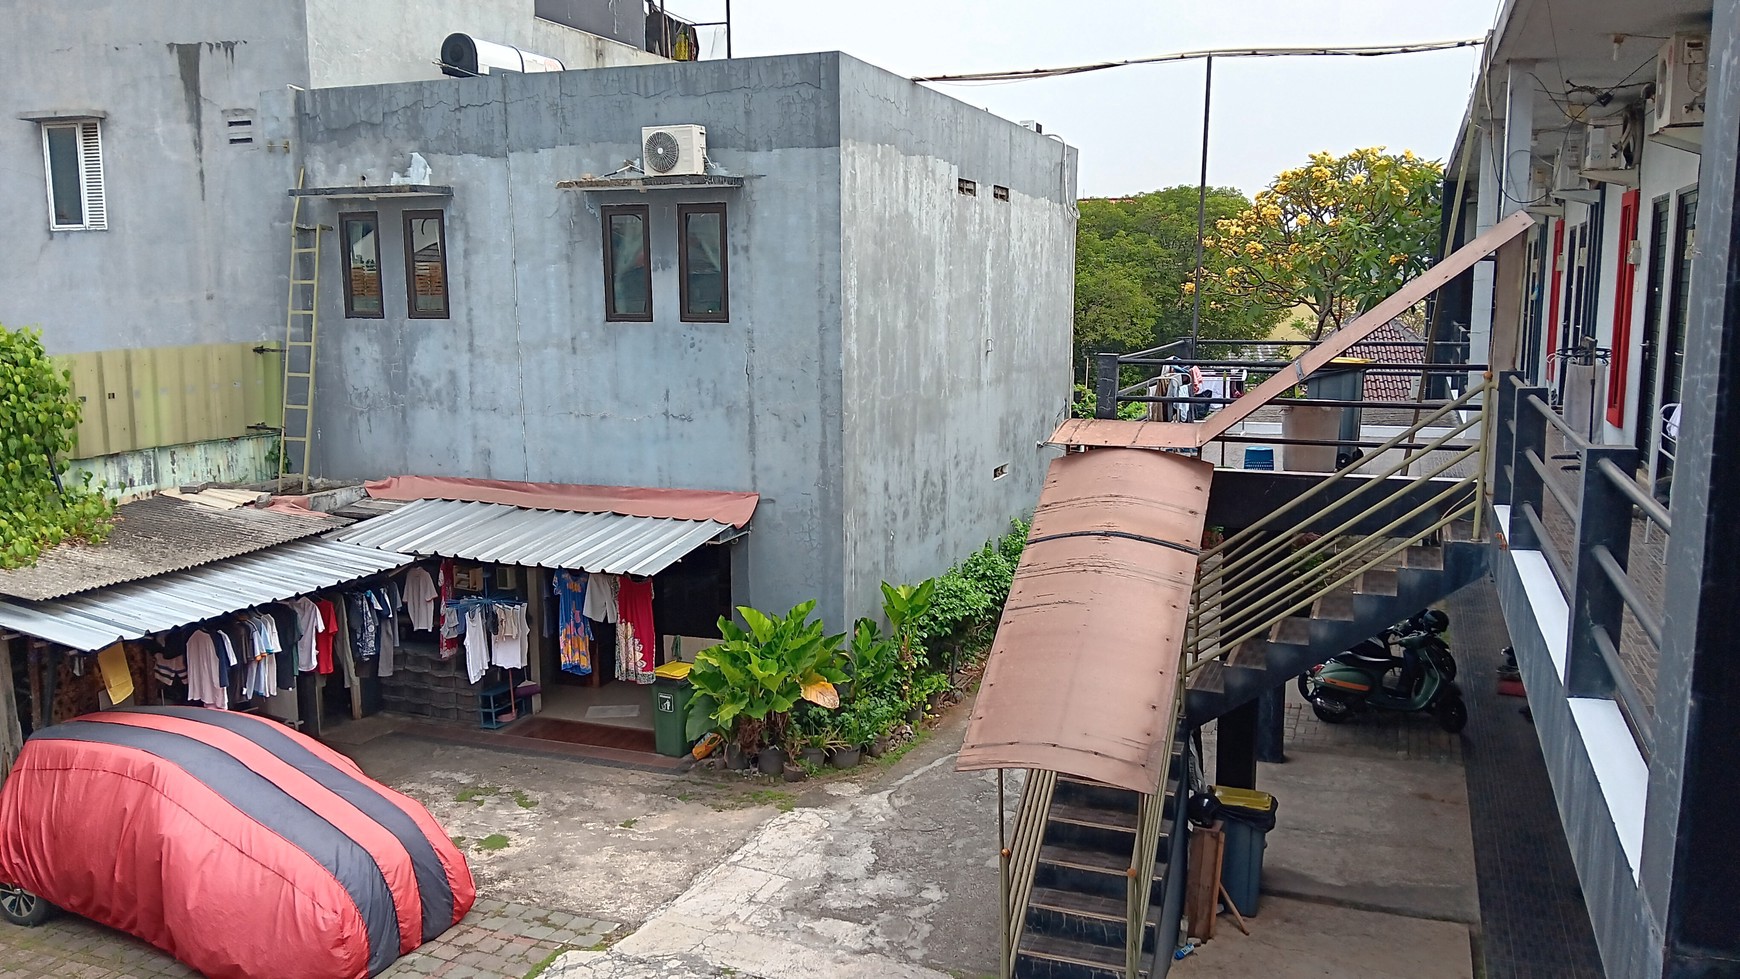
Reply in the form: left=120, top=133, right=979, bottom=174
left=1204, top=148, right=1444, bottom=340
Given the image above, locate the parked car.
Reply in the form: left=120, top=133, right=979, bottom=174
left=0, top=707, right=474, bottom=979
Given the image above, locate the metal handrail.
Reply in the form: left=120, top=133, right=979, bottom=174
left=1191, top=483, right=1478, bottom=663
left=1198, top=381, right=1488, bottom=564
left=1523, top=447, right=1580, bottom=517
left=1191, top=434, right=1478, bottom=628
left=1525, top=393, right=1588, bottom=446
left=1591, top=624, right=1656, bottom=756
left=1125, top=683, right=1179, bottom=978
left=1516, top=502, right=1573, bottom=591
left=1001, top=769, right=1057, bottom=978
left=1192, top=401, right=1485, bottom=611
left=1591, top=545, right=1665, bottom=650
left=1190, top=496, right=1478, bottom=668
left=1597, top=457, right=1672, bottom=532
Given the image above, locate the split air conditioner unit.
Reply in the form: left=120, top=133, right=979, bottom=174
left=1652, top=33, right=1708, bottom=134
left=641, top=125, right=708, bottom=176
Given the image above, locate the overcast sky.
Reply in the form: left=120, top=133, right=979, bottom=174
left=674, top=0, right=1502, bottom=198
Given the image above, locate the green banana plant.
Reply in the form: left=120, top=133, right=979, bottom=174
left=686, top=600, right=848, bottom=750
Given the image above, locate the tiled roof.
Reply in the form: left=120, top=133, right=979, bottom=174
left=1349, top=319, right=1427, bottom=402
left=0, top=495, right=346, bottom=601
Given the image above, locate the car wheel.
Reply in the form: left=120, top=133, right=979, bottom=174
left=0, top=883, right=51, bottom=927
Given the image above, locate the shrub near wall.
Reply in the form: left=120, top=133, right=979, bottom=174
left=913, top=517, right=1029, bottom=672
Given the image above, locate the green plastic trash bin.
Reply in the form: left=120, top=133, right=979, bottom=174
left=652, top=661, right=695, bottom=758
left=1214, top=786, right=1277, bottom=917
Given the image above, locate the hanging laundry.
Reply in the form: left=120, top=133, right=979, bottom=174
left=152, top=650, right=188, bottom=687
left=345, top=592, right=379, bottom=660
left=403, top=566, right=438, bottom=631
left=438, top=560, right=462, bottom=659
left=287, top=597, right=323, bottom=673
left=491, top=603, right=529, bottom=670
left=615, top=577, right=657, bottom=685
left=554, top=570, right=593, bottom=676
left=265, top=603, right=301, bottom=689
left=463, top=607, right=491, bottom=685
left=584, top=572, right=620, bottom=623
left=314, top=597, right=339, bottom=675
left=185, top=630, right=227, bottom=710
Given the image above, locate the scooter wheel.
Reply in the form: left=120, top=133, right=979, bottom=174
left=1312, top=703, right=1349, bottom=724
left=1295, top=672, right=1311, bottom=699
left=1435, top=695, right=1469, bottom=733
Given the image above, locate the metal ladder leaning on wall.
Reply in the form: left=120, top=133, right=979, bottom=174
left=280, top=169, right=324, bottom=493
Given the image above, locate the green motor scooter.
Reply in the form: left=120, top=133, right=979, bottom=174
left=1300, top=628, right=1467, bottom=733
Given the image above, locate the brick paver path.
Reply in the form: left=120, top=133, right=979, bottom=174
left=0, top=897, right=617, bottom=979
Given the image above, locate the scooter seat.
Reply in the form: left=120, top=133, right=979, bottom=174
left=1344, top=639, right=1395, bottom=669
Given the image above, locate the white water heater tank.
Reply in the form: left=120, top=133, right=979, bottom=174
left=440, top=34, right=566, bottom=77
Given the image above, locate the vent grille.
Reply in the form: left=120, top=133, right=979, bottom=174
left=958, top=178, right=977, bottom=196
left=227, top=117, right=254, bottom=145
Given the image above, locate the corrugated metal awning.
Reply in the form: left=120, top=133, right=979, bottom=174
left=334, top=498, right=735, bottom=576
left=957, top=449, right=1212, bottom=794
left=0, top=539, right=412, bottom=652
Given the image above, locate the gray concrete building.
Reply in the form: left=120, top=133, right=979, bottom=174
left=295, top=53, right=1076, bottom=624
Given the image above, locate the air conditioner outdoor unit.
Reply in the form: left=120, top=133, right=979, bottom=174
left=641, top=125, right=707, bottom=176
left=1653, top=33, right=1708, bottom=133
left=1582, top=110, right=1641, bottom=184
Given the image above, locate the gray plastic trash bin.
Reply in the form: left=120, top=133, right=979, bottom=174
left=1215, top=786, right=1277, bottom=917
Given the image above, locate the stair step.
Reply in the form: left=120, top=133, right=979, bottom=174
left=1407, top=545, right=1445, bottom=571
left=1186, top=660, right=1225, bottom=693
left=1270, top=616, right=1311, bottom=646
left=1026, top=887, right=1161, bottom=953
left=1358, top=569, right=1399, bottom=596
left=1017, top=933, right=1146, bottom=979
left=1038, top=843, right=1164, bottom=881
left=1055, top=776, right=1140, bottom=812
left=1443, top=519, right=1477, bottom=543
left=1312, top=592, right=1355, bottom=622
left=1050, top=803, right=1138, bottom=834
left=1227, top=638, right=1269, bottom=668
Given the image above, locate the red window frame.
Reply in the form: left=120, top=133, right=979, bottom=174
left=1606, top=189, right=1641, bottom=426
left=1545, top=220, right=1564, bottom=381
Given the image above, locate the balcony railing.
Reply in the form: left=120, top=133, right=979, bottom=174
left=1494, top=371, right=1668, bottom=754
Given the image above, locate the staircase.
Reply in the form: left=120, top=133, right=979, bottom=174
left=1013, top=743, right=1189, bottom=979
left=1182, top=379, right=1496, bottom=725
left=1185, top=520, right=1488, bottom=724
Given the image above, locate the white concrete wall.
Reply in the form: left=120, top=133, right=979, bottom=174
left=304, top=0, right=662, bottom=89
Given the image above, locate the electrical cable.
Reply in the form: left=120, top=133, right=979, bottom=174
left=912, top=37, right=1485, bottom=84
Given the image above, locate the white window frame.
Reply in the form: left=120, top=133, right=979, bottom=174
left=40, top=119, right=106, bottom=231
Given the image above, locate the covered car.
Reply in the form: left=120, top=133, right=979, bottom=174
left=0, top=707, right=474, bottom=978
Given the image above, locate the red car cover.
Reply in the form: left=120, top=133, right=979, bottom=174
left=0, top=707, right=474, bottom=979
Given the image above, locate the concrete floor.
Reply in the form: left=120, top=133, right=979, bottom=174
left=536, top=680, right=656, bottom=730
left=1185, top=685, right=1478, bottom=978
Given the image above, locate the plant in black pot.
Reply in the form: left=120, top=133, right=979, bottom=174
left=685, top=600, right=848, bottom=774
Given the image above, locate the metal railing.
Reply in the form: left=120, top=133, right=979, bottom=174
left=998, top=768, right=1056, bottom=978
left=1494, top=372, right=1667, bottom=754
left=1124, top=680, right=1181, bottom=978
left=1184, top=378, right=1491, bottom=672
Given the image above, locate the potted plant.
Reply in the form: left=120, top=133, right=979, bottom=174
left=686, top=600, right=848, bottom=769
left=913, top=671, right=952, bottom=716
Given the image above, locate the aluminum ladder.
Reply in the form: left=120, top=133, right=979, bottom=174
left=280, top=170, right=324, bottom=493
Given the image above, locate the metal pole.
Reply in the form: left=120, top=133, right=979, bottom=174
left=997, top=769, right=1010, bottom=979
left=724, top=0, right=732, bottom=58
left=660, top=0, right=670, bottom=58
left=1188, top=55, right=1214, bottom=359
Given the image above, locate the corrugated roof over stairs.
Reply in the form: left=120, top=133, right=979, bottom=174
left=957, top=449, right=1212, bottom=794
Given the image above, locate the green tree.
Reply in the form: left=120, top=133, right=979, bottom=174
left=1074, top=186, right=1281, bottom=373
left=1204, top=148, right=1444, bottom=340
left=0, top=325, right=112, bottom=568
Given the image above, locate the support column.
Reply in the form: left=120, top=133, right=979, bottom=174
left=1469, top=130, right=1501, bottom=378
left=1216, top=700, right=1258, bottom=789
left=1639, top=4, right=1740, bottom=973
left=1254, top=684, right=1286, bottom=764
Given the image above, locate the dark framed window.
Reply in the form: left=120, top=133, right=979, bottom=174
left=602, top=204, right=652, bottom=321
left=678, top=203, right=728, bottom=322
left=402, top=209, right=450, bottom=318
left=340, top=212, right=383, bottom=318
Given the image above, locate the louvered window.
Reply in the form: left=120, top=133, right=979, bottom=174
left=41, top=120, right=106, bottom=231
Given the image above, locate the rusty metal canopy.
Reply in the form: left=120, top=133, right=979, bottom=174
left=957, top=449, right=1212, bottom=794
